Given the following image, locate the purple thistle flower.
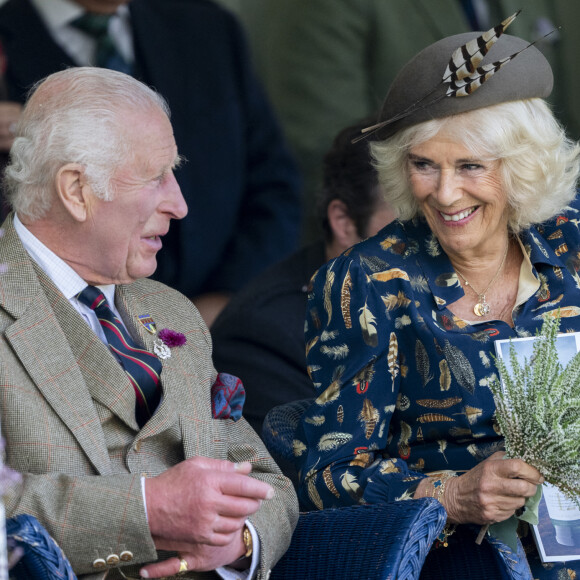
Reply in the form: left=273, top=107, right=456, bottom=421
left=158, top=328, right=187, bottom=348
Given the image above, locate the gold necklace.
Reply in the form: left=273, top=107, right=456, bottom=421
left=455, top=241, right=509, bottom=317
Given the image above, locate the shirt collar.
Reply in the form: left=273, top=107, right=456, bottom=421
left=13, top=213, right=116, bottom=305
left=30, top=0, right=130, bottom=30
left=30, top=0, right=84, bottom=31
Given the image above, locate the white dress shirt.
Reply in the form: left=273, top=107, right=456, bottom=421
left=30, top=0, right=134, bottom=66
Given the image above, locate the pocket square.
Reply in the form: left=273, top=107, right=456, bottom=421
left=211, top=372, right=246, bottom=421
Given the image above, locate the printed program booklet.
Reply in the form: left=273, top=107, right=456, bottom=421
left=494, top=332, right=580, bottom=563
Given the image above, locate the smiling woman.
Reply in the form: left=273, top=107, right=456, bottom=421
left=295, top=15, right=580, bottom=579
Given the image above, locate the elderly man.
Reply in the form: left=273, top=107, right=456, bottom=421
left=0, top=67, right=298, bottom=580
left=0, top=0, right=302, bottom=327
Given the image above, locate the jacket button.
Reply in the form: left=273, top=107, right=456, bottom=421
left=120, top=550, right=134, bottom=562
left=106, top=553, right=120, bottom=566
left=92, top=558, right=106, bottom=569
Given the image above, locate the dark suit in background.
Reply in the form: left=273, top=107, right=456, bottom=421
left=0, top=0, right=301, bottom=299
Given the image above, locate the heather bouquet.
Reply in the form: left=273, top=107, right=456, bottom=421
left=486, top=313, right=580, bottom=547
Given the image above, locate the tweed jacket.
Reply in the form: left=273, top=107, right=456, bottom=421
left=0, top=215, right=298, bottom=580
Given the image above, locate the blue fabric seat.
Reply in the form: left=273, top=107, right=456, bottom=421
left=271, top=499, right=447, bottom=580
left=6, top=514, right=76, bottom=579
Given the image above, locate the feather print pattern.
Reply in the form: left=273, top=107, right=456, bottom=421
left=398, top=420, right=412, bottom=459
left=315, top=365, right=344, bottom=405
left=293, top=439, right=307, bottom=456
left=341, top=267, right=353, bottom=328
left=320, top=330, right=339, bottom=341
left=426, top=234, right=441, bottom=257
left=387, top=332, right=399, bottom=391
left=359, top=399, right=379, bottom=439
left=352, top=362, right=376, bottom=394
left=416, top=397, right=462, bottom=409
left=359, top=301, right=378, bottom=347
left=382, top=291, right=411, bottom=311
left=380, top=236, right=400, bottom=251
left=415, top=339, right=432, bottom=387
left=443, top=340, right=475, bottom=394
left=341, top=470, right=362, bottom=502
left=300, top=195, right=580, bottom=511
left=305, top=335, right=319, bottom=356
left=417, top=413, right=455, bottom=423
left=323, top=465, right=341, bottom=498
left=479, top=350, right=491, bottom=368
left=317, top=432, right=353, bottom=452
left=396, top=393, right=410, bottom=411
left=304, top=415, right=326, bottom=426
left=320, top=344, right=350, bottom=359
left=395, top=315, right=412, bottom=328
left=323, top=269, right=335, bottom=324
left=462, top=406, right=483, bottom=425
left=438, top=440, right=448, bottom=463
left=371, top=268, right=410, bottom=283
left=360, top=254, right=390, bottom=273
left=350, top=452, right=372, bottom=469
left=306, top=464, right=324, bottom=510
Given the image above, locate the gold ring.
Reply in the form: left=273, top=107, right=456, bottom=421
left=178, top=558, right=188, bottom=574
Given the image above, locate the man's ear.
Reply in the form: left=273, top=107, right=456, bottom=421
left=55, top=163, right=92, bottom=222
left=327, top=199, right=360, bottom=251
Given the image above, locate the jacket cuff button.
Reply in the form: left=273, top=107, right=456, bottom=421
left=92, top=558, right=107, bottom=570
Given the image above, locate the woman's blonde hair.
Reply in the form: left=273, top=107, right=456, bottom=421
left=370, top=99, right=580, bottom=233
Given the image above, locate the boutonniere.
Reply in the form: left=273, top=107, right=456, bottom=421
left=138, top=315, right=187, bottom=360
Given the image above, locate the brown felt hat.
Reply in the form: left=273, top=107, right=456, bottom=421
left=372, top=31, right=553, bottom=140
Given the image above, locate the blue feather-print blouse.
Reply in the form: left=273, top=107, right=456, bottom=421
left=296, top=196, right=580, bottom=510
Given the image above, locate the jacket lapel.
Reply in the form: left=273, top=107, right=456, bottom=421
left=37, top=269, right=142, bottom=432
left=0, top=218, right=112, bottom=474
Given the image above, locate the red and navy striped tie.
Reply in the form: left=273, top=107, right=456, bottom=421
left=77, top=285, right=162, bottom=427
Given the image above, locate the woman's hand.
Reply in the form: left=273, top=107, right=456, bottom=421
left=441, top=452, right=544, bottom=525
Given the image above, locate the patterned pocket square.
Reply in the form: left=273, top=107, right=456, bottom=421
left=211, top=372, right=245, bottom=421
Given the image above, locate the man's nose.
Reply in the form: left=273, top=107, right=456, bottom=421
left=163, top=172, right=188, bottom=219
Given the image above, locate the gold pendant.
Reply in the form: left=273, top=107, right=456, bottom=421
left=473, top=300, right=490, bottom=317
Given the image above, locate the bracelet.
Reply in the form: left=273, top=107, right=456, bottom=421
left=430, top=472, right=457, bottom=503
left=429, top=472, right=458, bottom=548
left=435, top=523, right=457, bottom=548
left=242, top=524, right=253, bottom=558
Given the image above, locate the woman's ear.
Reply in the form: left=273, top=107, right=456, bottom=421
left=327, top=199, right=360, bottom=253
left=55, top=163, right=91, bottom=222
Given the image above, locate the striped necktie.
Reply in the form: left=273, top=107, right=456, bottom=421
left=70, top=12, right=132, bottom=74
left=77, top=285, right=162, bottom=427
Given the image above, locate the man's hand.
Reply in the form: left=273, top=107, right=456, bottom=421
left=0, top=102, right=22, bottom=152
left=140, top=541, right=246, bottom=578
left=142, top=457, right=273, bottom=572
